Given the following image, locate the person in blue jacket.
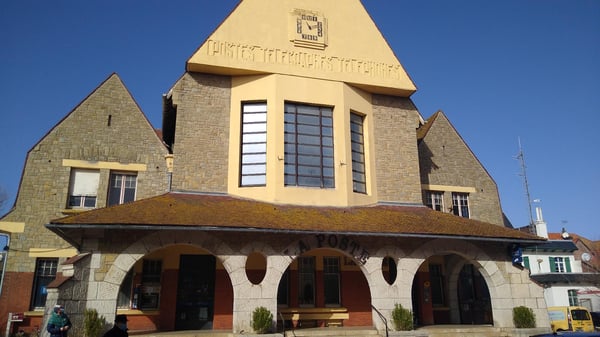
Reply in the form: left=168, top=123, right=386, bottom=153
left=47, top=305, right=72, bottom=337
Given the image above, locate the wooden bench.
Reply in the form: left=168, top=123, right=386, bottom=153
left=279, top=307, right=349, bottom=327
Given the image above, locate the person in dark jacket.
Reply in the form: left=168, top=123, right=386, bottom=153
left=102, top=314, right=129, bottom=337
left=46, top=305, right=72, bottom=337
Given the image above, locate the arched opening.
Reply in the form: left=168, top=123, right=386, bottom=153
left=115, top=244, right=233, bottom=332
left=411, top=254, right=493, bottom=326
left=456, top=263, right=492, bottom=325
left=277, top=248, right=372, bottom=329
left=246, top=252, right=267, bottom=285
left=382, top=256, right=397, bottom=285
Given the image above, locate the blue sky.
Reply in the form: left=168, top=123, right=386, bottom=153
left=1, top=1, right=598, bottom=240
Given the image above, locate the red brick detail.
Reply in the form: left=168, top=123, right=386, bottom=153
left=0, top=271, right=35, bottom=334
left=414, top=271, right=433, bottom=325
left=213, top=269, right=233, bottom=330
left=158, top=269, right=178, bottom=331
left=127, top=315, right=160, bottom=332
left=341, top=270, right=372, bottom=327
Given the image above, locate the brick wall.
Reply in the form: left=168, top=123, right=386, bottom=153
left=342, top=270, right=372, bottom=327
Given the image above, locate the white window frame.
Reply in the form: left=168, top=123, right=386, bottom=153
left=452, top=192, right=470, bottom=218
left=554, top=257, right=566, bottom=273
left=108, top=172, right=137, bottom=206
left=240, top=102, right=267, bottom=186
left=568, top=289, right=579, bottom=306
left=68, top=168, right=100, bottom=209
left=425, top=191, right=444, bottom=211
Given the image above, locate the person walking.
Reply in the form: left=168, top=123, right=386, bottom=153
left=47, top=305, right=72, bottom=337
left=102, top=314, right=129, bottom=337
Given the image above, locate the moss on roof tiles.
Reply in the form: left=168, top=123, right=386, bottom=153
left=51, top=192, right=542, bottom=241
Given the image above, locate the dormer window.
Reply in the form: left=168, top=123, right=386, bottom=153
left=284, top=102, right=334, bottom=188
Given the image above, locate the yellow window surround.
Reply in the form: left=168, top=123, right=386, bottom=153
left=29, top=247, right=78, bottom=258
left=62, top=159, right=147, bottom=172
left=0, top=222, right=25, bottom=233
left=421, top=184, right=477, bottom=193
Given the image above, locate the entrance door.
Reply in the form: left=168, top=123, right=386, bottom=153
left=458, top=264, right=492, bottom=324
left=175, top=255, right=216, bottom=330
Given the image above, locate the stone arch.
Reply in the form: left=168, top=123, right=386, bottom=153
left=228, top=242, right=284, bottom=301
left=408, top=239, right=507, bottom=326
left=408, top=239, right=503, bottom=298
left=371, top=245, right=406, bottom=287
left=278, top=233, right=374, bottom=279
left=275, top=234, right=379, bottom=328
left=96, top=230, right=232, bottom=322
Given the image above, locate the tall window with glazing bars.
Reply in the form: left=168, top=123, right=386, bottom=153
left=240, top=102, right=267, bottom=186
left=350, top=112, right=366, bottom=193
left=284, top=102, right=334, bottom=188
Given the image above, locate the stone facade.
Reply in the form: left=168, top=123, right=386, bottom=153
left=0, top=1, right=552, bottom=336
left=168, top=73, right=232, bottom=193
left=0, top=73, right=169, bottom=333
left=418, top=112, right=504, bottom=225
left=372, top=95, right=423, bottom=205
left=66, top=230, right=549, bottom=333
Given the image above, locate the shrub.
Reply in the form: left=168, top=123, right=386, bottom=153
left=251, top=306, right=273, bottom=334
left=513, top=306, right=536, bottom=328
left=391, top=303, right=413, bottom=331
left=83, top=308, right=107, bottom=337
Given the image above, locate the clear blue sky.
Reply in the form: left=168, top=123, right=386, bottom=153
left=1, top=1, right=598, bottom=240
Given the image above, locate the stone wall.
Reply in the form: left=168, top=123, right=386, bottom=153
left=371, top=95, right=423, bottom=204
left=0, top=73, right=169, bottom=332
left=169, top=73, right=232, bottom=193
left=79, top=230, right=548, bottom=333
left=418, top=112, right=504, bottom=225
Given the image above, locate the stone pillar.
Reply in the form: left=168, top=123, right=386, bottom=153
left=224, top=253, right=287, bottom=333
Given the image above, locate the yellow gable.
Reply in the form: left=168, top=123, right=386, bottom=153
left=187, top=0, right=416, bottom=96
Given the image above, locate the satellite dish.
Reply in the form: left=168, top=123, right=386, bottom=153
left=561, top=231, right=570, bottom=239
left=582, top=253, right=591, bottom=262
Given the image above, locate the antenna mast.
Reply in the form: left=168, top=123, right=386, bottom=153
left=516, top=138, right=535, bottom=231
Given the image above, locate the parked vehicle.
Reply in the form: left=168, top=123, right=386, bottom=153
left=548, top=306, right=594, bottom=333
left=591, top=312, right=600, bottom=331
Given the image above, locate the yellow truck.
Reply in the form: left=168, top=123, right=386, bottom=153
left=548, top=306, right=594, bottom=332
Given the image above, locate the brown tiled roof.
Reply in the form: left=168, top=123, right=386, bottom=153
left=50, top=193, right=543, bottom=242
left=47, top=273, right=72, bottom=288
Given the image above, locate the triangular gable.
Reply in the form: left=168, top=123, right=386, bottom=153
left=417, top=110, right=441, bottom=141
left=30, top=73, right=164, bottom=153
left=187, top=0, right=416, bottom=96
left=2, top=74, right=166, bottom=213
left=418, top=110, right=497, bottom=185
